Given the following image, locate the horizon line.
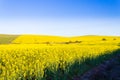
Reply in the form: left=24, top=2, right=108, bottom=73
left=0, top=33, right=120, bottom=37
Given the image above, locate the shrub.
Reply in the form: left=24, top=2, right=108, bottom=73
left=102, top=38, right=106, bottom=41
left=113, top=38, right=116, bottom=40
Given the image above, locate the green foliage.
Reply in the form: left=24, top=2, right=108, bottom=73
left=102, top=38, right=107, bottom=41
left=113, top=38, right=116, bottom=40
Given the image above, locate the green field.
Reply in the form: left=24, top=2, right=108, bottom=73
left=0, top=34, right=19, bottom=44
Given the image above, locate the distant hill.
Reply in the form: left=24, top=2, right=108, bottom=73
left=0, top=34, right=120, bottom=44
left=12, top=34, right=120, bottom=44
left=70, top=35, right=120, bottom=41
left=0, top=34, right=19, bottom=44
left=12, top=35, right=69, bottom=44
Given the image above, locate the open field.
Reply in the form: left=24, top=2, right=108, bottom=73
left=0, top=34, right=120, bottom=80
left=12, top=35, right=120, bottom=45
left=0, top=34, right=120, bottom=45
left=0, top=34, right=19, bottom=44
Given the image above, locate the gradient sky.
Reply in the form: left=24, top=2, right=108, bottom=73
left=0, top=0, right=120, bottom=36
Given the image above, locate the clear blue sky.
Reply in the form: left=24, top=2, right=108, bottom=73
left=0, top=0, right=120, bottom=36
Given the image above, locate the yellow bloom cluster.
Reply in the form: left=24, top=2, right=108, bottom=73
left=0, top=44, right=119, bottom=80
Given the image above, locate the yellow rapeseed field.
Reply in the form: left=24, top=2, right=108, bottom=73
left=12, top=35, right=120, bottom=44
left=0, top=35, right=120, bottom=80
left=0, top=44, right=119, bottom=80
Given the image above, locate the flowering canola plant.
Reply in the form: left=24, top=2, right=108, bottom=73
left=0, top=44, right=119, bottom=80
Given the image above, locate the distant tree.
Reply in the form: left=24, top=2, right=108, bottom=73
left=64, top=41, right=72, bottom=44
left=45, top=42, right=53, bottom=46
left=75, top=40, right=82, bottom=43
left=45, top=42, right=50, bottom=44
left=102, top=38, right=106, bottom=41
left=113, top=38, right=116, bottom=40
left=64, top=41, right=70, bottom=44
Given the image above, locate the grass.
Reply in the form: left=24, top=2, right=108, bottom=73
left=0, top=34, right=19, bottom=44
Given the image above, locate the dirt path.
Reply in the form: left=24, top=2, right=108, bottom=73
left=73, top=55, right=120, bottom=80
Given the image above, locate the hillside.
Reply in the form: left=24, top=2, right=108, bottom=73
left=0, top=34, right=120, bottom=44
left=12, top=35, right=120, bottom=45
left=0, top=34, right=19, bottom=44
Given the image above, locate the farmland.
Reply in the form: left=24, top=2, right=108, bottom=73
left=0, top=34, right=19, bottom=44
left=0, top=34, right=120, bottom=80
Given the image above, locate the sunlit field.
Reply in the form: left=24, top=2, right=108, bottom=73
left=0, top=35, right=120, bottom=80
left=1, top=0, right=120, bottom=79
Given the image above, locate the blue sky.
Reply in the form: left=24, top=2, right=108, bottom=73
left=0, top=0, right=120, bottom=36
